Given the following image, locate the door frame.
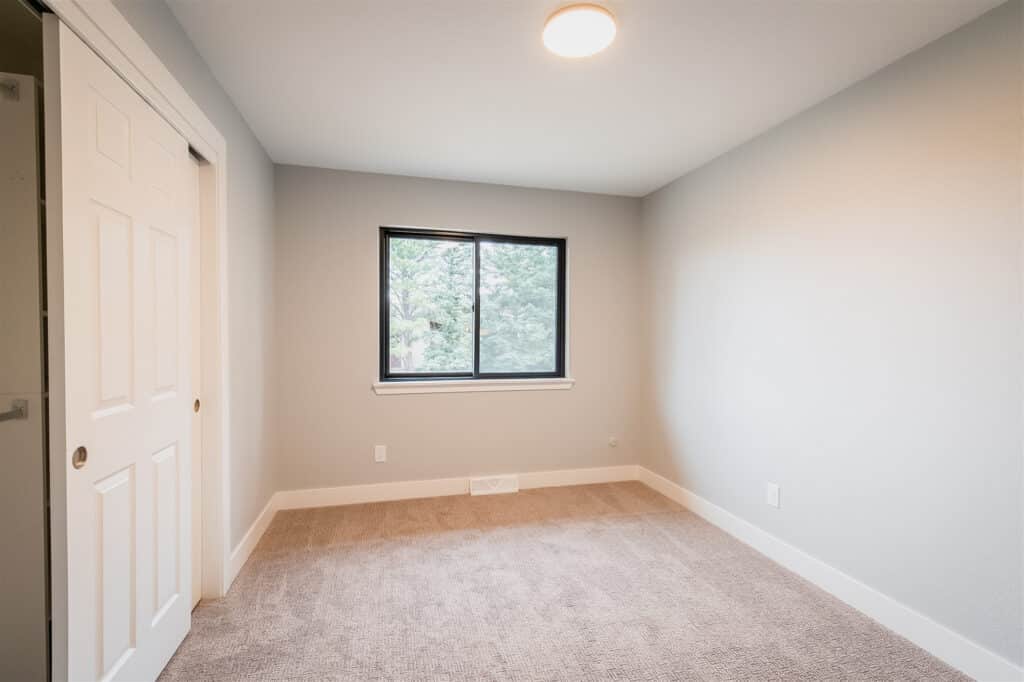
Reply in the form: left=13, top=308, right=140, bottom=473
left=42, top=2, right=232, bottom=679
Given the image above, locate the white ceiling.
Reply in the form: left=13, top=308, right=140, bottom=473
left=167, top=0, right=1003, bottom=197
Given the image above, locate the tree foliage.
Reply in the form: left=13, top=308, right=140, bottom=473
left=388, top=238, right=473, bottom=372
left=479, top=242, right=557, bottom=373
left=388, top=237, right=557, bottom=374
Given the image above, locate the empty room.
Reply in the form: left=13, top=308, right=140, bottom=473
left=0, top=0, right=1022, bottom=680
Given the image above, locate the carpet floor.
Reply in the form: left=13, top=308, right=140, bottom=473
left=160, top=482, right=966, bottom=681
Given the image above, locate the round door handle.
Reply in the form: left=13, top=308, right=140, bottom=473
left=72, top=446, right=88, bottom=470
left=193, top=398, right=201, bottom=414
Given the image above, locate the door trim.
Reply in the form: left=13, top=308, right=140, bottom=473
left=42, top=3, right=232, bottom=679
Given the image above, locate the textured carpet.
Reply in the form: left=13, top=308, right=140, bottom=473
left=160, top=482, right=966, bottom=681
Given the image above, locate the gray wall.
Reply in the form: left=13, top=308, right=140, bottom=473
left=640, top=0, right=1023, bottom=665
left=273, top=167, right=644, bottom=490
left=112, top=0, right=276, bottom=548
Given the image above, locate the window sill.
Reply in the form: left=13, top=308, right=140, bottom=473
left=372, top=377, right=575, bottom=396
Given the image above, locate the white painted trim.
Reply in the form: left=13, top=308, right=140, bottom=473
left=276, top=476, right=471, bottom=510
left=373, top=377, right=575, bottom=395
left=519, top=464, right=639, bottom=489
left=272, top=465, right=635, bottom=511
left=195, top=160, right=231, bottom=602
left=635, top=467, right=1024, bottom=682
left=226, top=496, right=277, bottom=587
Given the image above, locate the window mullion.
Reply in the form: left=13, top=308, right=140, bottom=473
left=473, top=237, right=481, bottom=378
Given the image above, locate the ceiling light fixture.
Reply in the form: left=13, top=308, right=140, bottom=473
left=543, top=4, right=617, bottom=59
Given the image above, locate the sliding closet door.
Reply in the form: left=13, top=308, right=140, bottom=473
left=47, top=18, right=195, bottom=681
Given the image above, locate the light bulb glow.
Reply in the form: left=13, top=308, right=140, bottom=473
left=543, top=4, right=617, bottom=59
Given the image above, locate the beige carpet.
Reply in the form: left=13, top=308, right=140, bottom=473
left=160, top=482, right=966, bottom=681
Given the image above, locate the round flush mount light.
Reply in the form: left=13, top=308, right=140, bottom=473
left=543, top=4, right=617, bottom=59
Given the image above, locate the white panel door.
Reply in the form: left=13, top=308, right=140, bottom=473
left=52, top=22, right=193, bottom=682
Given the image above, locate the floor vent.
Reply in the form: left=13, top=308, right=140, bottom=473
left=469, top=475, right=519, bottom=496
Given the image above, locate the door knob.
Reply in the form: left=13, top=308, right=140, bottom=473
left=72, top=446, right=88, bottom=470
left=193, top=398, right=201, bottom=414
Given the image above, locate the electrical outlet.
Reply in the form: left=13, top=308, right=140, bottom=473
left=764, top=482, right=781, bottom=508
left=374, top=445, right=386, bottom=463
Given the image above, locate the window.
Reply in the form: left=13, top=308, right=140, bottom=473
left=379, top=227, right=566, bottom=381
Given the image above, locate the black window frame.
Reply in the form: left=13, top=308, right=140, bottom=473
left=379, top=226, right=566, bottom=382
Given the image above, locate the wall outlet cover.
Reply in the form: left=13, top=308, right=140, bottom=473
left=374, top=445, right=386, bottom=463
left=764, top=481, right=781, bottom=508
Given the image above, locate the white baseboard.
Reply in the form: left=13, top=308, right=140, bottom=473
left=636, top=467, right=1024, bottom=682
left=223, top=463, right=1021, bottom=681
left=274, top=475, right=470, bottom=510
left=272, top=465, right=640, bottom=511
left=519, top=464, right=640, bottom=489
left=226, top=495, right=278, bottom=589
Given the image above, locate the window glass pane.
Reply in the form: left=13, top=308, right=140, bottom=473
left=479, top=241, right=559, bottom=374
left=388, top=237, right=474, bottom=373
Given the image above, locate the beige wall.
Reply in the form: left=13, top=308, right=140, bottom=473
left=273, top=167, right=643, bottom=490
left=112, top=0, right=277, bottom=548
left=640, top=0, right=1023, bottom=665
